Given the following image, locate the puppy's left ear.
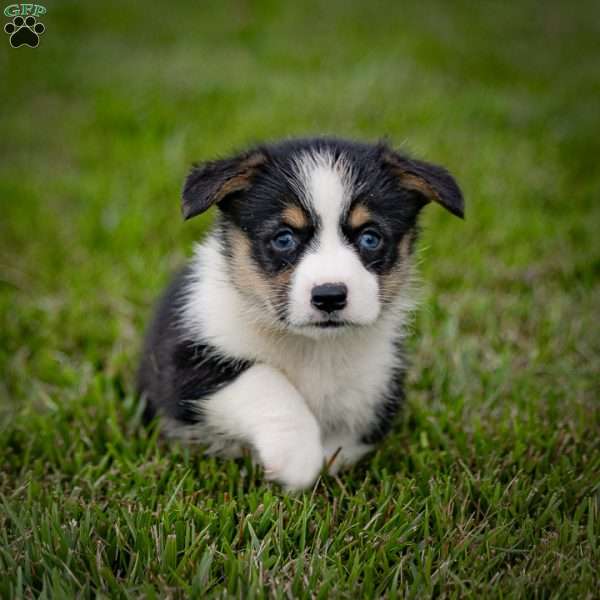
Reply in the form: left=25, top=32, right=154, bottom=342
left=383, top=151, right=465, bottom=219
left=182, top=149, right=268, bottom=220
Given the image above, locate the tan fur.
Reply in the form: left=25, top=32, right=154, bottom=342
left=272, top=267, right=293, bottom=289
left=348, top=204, right=371, bottom=229
left=379, top=233, right=414, bottom=304
left=396, top=173, right=440, bottom=204
left=214, top=152, right=268, bottom=203
left=382, top=151, right=439, bottom=205
left=228, top=228, right=273, bottom=304
left=228, top=227, right=292, bottom=317
left=282, top=205, right=308, bottom=229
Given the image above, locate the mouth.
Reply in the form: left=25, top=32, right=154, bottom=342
left=287, top=318, right=360, bottom=337
left=313, top=320, right=346, bottom=328
left=300, top=316, right=355, bottom=330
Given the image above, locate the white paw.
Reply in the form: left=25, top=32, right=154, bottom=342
left=255, top=420, right=324, bottom=491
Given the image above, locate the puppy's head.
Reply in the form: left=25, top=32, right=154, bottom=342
left=183, top=138, right=464, bottom=337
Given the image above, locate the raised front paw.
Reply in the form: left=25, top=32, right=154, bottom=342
left=256, top=420, right=324, bottom=491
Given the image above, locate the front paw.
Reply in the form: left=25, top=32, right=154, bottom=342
left=256, top=421, right=324, bottom=491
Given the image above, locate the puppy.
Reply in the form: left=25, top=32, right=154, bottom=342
left=137, top=137, right=464, bottom=490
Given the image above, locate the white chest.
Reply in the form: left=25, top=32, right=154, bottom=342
left=270, top=333, right=398, bottom=434
left=183, top=240, right=407, bottom=436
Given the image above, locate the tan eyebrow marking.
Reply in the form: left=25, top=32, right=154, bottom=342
left=348, top=203, right=372, bottom=229
left=282, top=205, right=308, bottom=229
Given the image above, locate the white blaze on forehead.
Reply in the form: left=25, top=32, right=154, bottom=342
left=290, top=150, right=355, bottom=225
left=287, top=149, right=381, bottom=329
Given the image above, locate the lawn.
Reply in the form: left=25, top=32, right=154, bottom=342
left=1, top=0, right=599, bottom=597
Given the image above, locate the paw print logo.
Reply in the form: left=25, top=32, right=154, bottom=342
left=4, top=15, right=45, bottom=48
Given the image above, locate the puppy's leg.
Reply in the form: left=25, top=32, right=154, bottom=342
left=323, top=434, right=373, bottom=475
left=203, top=364, right=323, bottom=491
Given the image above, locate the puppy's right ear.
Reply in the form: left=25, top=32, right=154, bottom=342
left=181, top=149, right=268, bottom=220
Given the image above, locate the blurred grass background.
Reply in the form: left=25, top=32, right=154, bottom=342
left=0, top=1, right=599, bottom=597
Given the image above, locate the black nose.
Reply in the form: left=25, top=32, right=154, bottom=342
left=311, top=283, right=348, bottom=313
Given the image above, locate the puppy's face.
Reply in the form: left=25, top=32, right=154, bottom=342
left=182, top=139, right=463, bottom=336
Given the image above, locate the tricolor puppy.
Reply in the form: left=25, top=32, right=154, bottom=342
left=137, top=137, right=464, bottom=490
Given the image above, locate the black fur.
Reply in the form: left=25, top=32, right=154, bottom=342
left=141, top=137, right=463, bottom=446
left=182, top=150, right=268, bottom=220
left=137, top=267, right=253, bottom=424
left=185, top=138, right=461, bottom=283
left=382, top=150, right=464, bottom=218
left=221, top=190, right=315, bottom=277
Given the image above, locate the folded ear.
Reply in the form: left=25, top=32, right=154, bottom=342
left=181, top=149, right=268, bottom=220
left=382, top=150, right=465, bottom=219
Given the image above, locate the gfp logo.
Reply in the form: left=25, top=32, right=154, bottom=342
left=4, top=4, right=46, bottom=47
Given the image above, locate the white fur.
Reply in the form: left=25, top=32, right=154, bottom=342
left=179, top=231, right=417, bottom=489
left=202, top=364, right=324, bottom=490
left=287, top=151, right=380, bottom=328
left=173, top=148, right=419, bottom=490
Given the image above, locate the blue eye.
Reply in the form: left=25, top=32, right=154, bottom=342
left=358, top=229, right=382, bottom=251
left=271, top=229, right=298, bottom=252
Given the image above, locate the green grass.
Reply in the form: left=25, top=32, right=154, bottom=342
left=1, top=0, right=599, bottom=597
